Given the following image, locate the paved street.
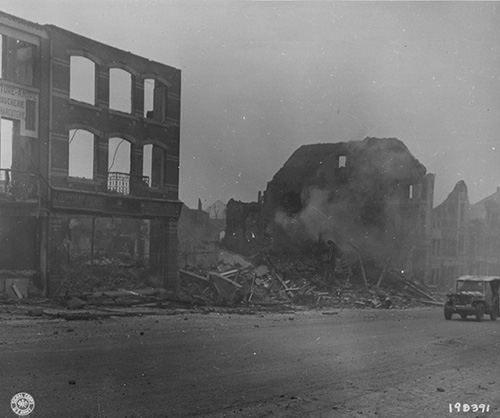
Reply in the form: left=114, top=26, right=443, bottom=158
left=0, top=307, right=499, bottom=417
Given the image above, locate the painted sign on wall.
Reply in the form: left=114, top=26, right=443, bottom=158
left=0, top=80, right=38, bottom=137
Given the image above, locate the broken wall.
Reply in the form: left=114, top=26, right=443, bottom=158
left=223, top=199, right=269, bottom=255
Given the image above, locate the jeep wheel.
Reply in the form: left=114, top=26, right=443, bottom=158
left=475, top=304, right=485, bottom=322
left=490, top=307, right=498, bottom=321
left=444, top=304, right=452, bottom=320
left=460, top=314, right=467, bottom=320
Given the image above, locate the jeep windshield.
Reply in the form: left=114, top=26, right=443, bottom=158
left=456, top=280, right=483, bottom=292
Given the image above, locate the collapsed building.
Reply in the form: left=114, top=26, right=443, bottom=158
left=0, top=12, right=181, bottom=296
left=225, top=137, right=435, bottom=284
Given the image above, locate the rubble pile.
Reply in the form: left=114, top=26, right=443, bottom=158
left=50, top=251, right=439, bottom=311
left=56, top=259, right=155, bottom=295
left=179, top=250, right=441, bottom=309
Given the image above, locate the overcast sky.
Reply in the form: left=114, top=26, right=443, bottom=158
left=4, top=1, right=500, bottom=208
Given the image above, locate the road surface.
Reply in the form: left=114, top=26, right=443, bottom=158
left=0, top=307, right=498, bottom=417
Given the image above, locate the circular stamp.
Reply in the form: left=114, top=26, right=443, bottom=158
left=10, top=392, right=35, bottom=416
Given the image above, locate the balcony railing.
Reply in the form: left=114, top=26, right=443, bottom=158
left=0, top=168, right=39, bottom=201
left=107, top=171, right=150, bottom=196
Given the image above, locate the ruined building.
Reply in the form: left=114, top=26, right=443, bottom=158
left=427, top=184, right=500, bottom=290
left=429, top=181, right=469, bottom=289
left=0, top=12, right=181, bottom=295
left=225, top=137, right=435, bottom=282
left=224, top=197, right=267, bottom=255
left=424, top=181, right=500, bottom=290
left=468, top=187, right=500, bottom=276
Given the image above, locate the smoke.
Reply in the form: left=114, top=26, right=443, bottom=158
left=273, top=138, right=425, bottom=262
left=275, top=187, right=396, bottom=259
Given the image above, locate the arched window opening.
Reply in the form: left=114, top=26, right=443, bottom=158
left=143, top=144, right=165, bottom=188
left=108, top=137, right=131, bottom=173
left=151, top=146, right=165, bottom=188
left=109, top=68, right=132, bottom=113
left=143, top=78, right=168, bottom=121
left=143, top=144, right=166, bottom=188
left=144, top=79, right=155, bottom=118
left=70, top=56, right=95, bottom=105
left=108, top=137, right=131, bottom=194
left=68, top=129, right=94, bottom=179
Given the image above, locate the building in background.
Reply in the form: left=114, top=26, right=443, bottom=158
left=429, top=181, right=469, bottom=289
left=429, top=184, right=500, bottom=290
left=178, top=204, right=221, bottom=269
left=468, top=187, right=500, bottom=277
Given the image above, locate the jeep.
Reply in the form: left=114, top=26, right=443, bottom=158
left=444, top=276, right=500, bottom=321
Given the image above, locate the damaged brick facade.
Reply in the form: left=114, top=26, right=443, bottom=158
left=0, top=12, right=181, bottom=295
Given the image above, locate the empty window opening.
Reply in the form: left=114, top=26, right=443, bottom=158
left=0, top=118, right=13, bottom=169
left=108, top=137, right=131, bottom=174
left=409, top=184, right=414, bottom=199
left=15, top=40, right=35, bottom=86
left=151, top=146, right=165, bottom=188
left=70, top=56, right=95, bottom=104
left=144, top=79, right=155, bottom=118
left=0, top=36, right=37, bottom=86
left=68, top=129, right=94, bottom=179
left=338, top=155, right=346, bottom=168
left=109, top=68, right=132, bottom=113
left=143, top=144, right=153, bottom=182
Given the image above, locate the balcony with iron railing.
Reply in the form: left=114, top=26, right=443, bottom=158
left=0, top=168, right=40, bottom=202
left=107, top=171, right=150, bottom=196
left=51, top=171, right=180, bottom=217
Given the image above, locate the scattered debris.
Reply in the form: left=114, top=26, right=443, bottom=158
left=55, top=260, right=155, bottom=295
left=65, top=297, right=87, bottom=310
left=178, top=250, right=441, bottom=309
left=0, top=250, right=440, bottom=314
left=27, top=308, right=44, bottom=317
left=11, top=284, right=24, bottom=299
